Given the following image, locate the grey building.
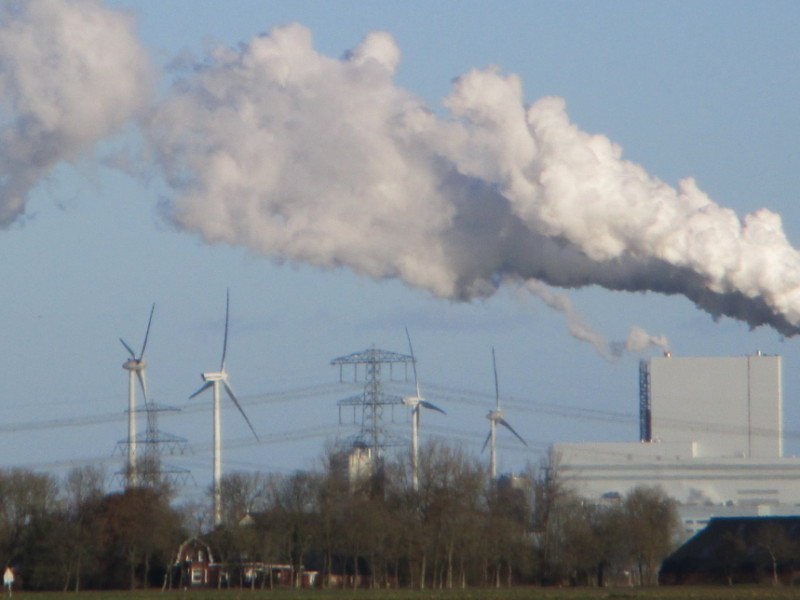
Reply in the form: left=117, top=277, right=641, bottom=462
left=554, top=353, right=800, bottom=535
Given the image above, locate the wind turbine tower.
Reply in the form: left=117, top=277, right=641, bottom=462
left=483, top=348, right=527, bottom=479
left=403, top=329, right=445, bottom=493
left=190, top=290, right=259, bottom=527
left=116, top=304, right=191, bottom=489
left=120, top=304, right=154, bottom=488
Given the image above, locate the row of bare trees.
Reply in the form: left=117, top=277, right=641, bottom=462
left=0, top=443, right=681, bottom=590
left=0, top=467, right=184, bottom=591
left=200, top=443, right=681, bottom=589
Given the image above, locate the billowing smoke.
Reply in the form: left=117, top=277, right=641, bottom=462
left=0, top=6, right=796, bottom=342
left=0, top=0, right=152, bottom=225
left=148, top=25, right=800, bottom=335
left=146, top=24, right=800, bottom=337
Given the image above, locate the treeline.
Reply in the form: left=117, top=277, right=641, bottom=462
left=0, top=467, right=183, bottom=590
left=0, top=444, right=681, bottom=590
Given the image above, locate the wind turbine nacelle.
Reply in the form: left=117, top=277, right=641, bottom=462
left=123, top=359, right=144, bottom=371
left=201, top=371, right=224, bottom=382
left=487, top=409, right=503, bottom=421
left=402, top=396, right=420, bottom=407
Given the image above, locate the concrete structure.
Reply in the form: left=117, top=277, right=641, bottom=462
left=646, top=353, right=782, bottom=458
left=555, top=353, right=800, bottom=534
left=330, top=444, right=375, bottom=492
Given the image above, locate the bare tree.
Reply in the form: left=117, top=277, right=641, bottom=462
left=57, top=466, right=106, bottom=591
left=92, top=487, right=184, bottom=589
left=529, top=448, right=575, bottom=584
left=623, top=485, right=680, bottom=586
left=558, top=497, right=627, bottom=586
left=219, top=471, right=269, bottom=527
left=0, top=469, right=60, bottom=586
left=410, top=441, right=486, bottom=589
left=273, top=470, right=321, bottom=587
left=714, top=529, right=746, bottom=586
left=751, top=520, right=798, bottom=585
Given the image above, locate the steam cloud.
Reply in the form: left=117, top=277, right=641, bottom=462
left=2, top=5, right=799, bottom=342
left=147, top=23, right=800, bottom=337
left=0, top=0, right=151, bottom=225
left=522, top=280, right=669, bottom=359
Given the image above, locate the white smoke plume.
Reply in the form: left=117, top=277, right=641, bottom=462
left=523, top=280, right=669, bottom=358
left=523, top=279, right=612, bottom=358
left=0, top=0, right=152, bottom=225
left=613, top=326, right=670, bottom=357
left=145, top=23, right=800, bottom=337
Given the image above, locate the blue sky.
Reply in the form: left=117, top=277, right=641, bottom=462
left=1, top=1, right=799, bottom=503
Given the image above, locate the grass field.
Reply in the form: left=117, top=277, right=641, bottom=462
left=7, top=587, right=800, bottom=600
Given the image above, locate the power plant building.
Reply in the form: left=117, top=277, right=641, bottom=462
left=554, top=353, right=800, bottom=532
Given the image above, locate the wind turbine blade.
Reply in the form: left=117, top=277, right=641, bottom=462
left=405, top=327, right=420, bottom=397
left=136, top=371, right=149, bottom=405
left=492, top=347, right=500, bottom=410
left=120, top=338, right=136, bottom=358
left=189, top=381, right=214, bottom=399
left=498, top=417, right=527, bottom=447
left=221, top=289, right=230, bottom=370
left=481, top=431, right=491, bottom=453
left=223, top=381, right=259, bottom=441
left=420, top=400, right=446, bottom=415
left=140, top=303, right=155, bottom=358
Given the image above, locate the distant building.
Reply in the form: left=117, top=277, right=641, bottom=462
left=174, top=537, right=320, bottom=589
left=646, top=352, right=781, bottom=458
left=174, top=538, right=222, bottom=588
left=330, top=443, right=378, bottom=493
left=243, top=564, right=319, bottom=589
left=554, top=353, right=800, bottom=535
left=660, top=516, right=800, bottom=585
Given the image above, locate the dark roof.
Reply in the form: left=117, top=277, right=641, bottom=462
left=660, top=516, right=800, bottom=585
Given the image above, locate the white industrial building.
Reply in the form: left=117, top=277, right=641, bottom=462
left=554, top=352, right=800, bottom=534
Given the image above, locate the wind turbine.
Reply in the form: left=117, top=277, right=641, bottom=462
left=403, top=328, right=445, bottom=493
left=120, top=303, right=155, bottom=488
left=190, top=290, right=259, bottom=527
left=483, top=348, right=527, bottom=479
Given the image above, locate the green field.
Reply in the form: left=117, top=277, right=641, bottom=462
left=8, top=587, right=800, bottom=600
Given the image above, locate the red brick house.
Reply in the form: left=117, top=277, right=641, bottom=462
left=174, top=538, right=224, bottom=588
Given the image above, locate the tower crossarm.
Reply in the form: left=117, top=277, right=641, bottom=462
left=337, top=393, right=405, bottom=407
left=331, top=347, right=414, bottom=366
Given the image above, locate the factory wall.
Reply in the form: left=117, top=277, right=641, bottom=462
left=648, top=354, right=781, bottom=458
left=555, top=440, right=800, bottom=506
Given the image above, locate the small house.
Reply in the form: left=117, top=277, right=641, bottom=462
left=174, top=538, right=223, bottom=588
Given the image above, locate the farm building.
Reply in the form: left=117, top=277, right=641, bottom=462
left=660, top=516, right=800, bottom=585
left=174, top=538, right=222, bottom=588
left=173, top=538, right=320, bottom=589
left=241, top=564, right=319, bottom=589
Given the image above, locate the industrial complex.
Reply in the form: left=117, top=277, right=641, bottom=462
left=555, top=352, right=800, bottom=534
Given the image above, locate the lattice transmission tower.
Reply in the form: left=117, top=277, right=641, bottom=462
left=115, top=400, right=192, bottom=488
left=331, top=347, right=414, bottom=469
